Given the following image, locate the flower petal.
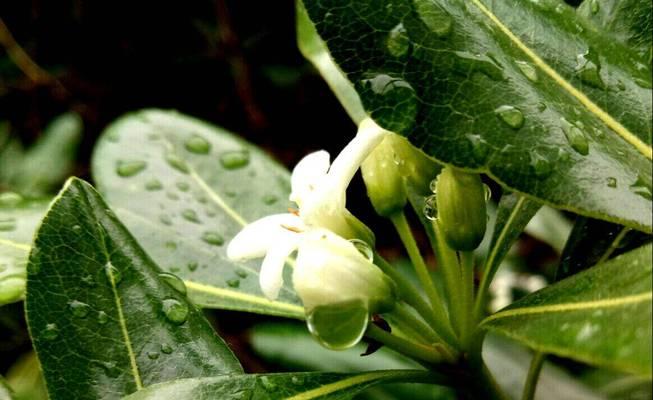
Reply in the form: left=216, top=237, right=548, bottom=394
left=290, top=150, right=330, bottom=205
left=259, top=238, right=299, bottom=300
left=226, top=213, right=304, bottom=261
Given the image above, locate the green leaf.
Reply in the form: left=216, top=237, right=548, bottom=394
left=5, top=113, right=83, bottom=196
left=0, top=196, right=49, bottom=305
left=91, top=109, right=303, bottom=319
left=301, top=0, right=653, bottom=233
left=121, top=371, right=434, bottom=400
left=25, top=178, right=242, bottom=400
left=481, top=244, right=652, bottom=376
left=578, top=0, right=652, bottom=58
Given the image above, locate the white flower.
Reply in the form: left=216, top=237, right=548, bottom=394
left=226, top=118, right=390, bottom=302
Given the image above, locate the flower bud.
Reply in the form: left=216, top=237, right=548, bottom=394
left=434, top=167, right=487, bottom=251
left=361, top=134, right=407, bottom=217
left=392, top=136, right=440, bottom=194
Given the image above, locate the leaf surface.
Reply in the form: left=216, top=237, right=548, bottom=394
left=482, top=244, right=652, bottom=376
left=301, top=0, right=653, bottom=232
left=25, top=178, right=242, bottom=400
left=92, top=109, right=303, bottom=318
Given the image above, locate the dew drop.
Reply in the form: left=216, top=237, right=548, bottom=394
left=68, top=300, right=91, bottom=318
left=529, top=150, right=553, bottom=178
left=97, top=311, right=109, bottom=325
left=105, top=262, right=122, bottom=285
left=72, top=224, right=82, bottom=233
left=259, top=376, right=277, bottom=391
left=147, top=351, right=160, bottom=360
left=159, top=214, right=173, bottom=226
left=414, top=0, right=452, bottom=37
left=181, top=209, right=201, bottom=223
left=494, top=105, right=524, bottom=129
left=160, top=343, right=173, bottom=354
left=201, top=231, right=224, bottom=246
left=306, top=299, right=369, bottom=350
left=144, top=179, right=163, bottom=191
left=159, top=272, right=187, bottom=295
left=536, top=102, right=547, bottom=112
left=165, top=241, right=177, bottom=251
left=81, top=274, right=96, bottom=287
left=262, top=194, right=278, bottom=205
left=358, top=74, right=417, bottom=133
left=633, top=77, right=653, bottom=89
left=483, top=184, right=492, bottom=202
left=0, top=192, right=22, bottom=207
left=184, top=134, right=211, bottom=154
left=560, top=118, right=589, bottom=155
left=187, top=261, right=198, bottom=272
left=161, top=298, right=189, bottom=325
left=116, top=160, right=147, bottom=177
left=175, top=181, right=190, bottom=192
left=236, top=270, right=248, bottom=279
left=575, top=50, right=605, bottom=88
left=515, top=60, right=538, bottom=82
left=220, top=150, right=250, bottom=170
left=349, top=239, right=374, bottom=262
left=454, top=51, right=505, bottom=81
left=165, top=151, right=190, bottom=174
left=42, top=323, right=59, bottom=341
left=429, top=178, right=438, bottom=193
left=606, top=177, right=617, bottom=188
left=466, top=134, right=489, bottom=162
left=166, top=191, right=180, bottom=201
left=423, top=194, right=438, bottom=220
left=386, top=23, right=410, bottom=57
left=0, top=218, right=17, bottom=232
left=630, top=175, right=652, bottom=200
left=226, top=279, right=240, bottom=288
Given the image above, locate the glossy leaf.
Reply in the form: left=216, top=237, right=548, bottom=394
left=92, top=109, right=303, bottom=318
left=121, top=371, right=434, bottom=400
left=25, top=178, right=242, bottom=400
left=0, top=197, right=49, bottom=305
left=482, top=244, right=652, bottom=377
left=301, top=0, right=652, bottom=233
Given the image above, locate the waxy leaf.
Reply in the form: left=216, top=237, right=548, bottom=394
left=122, top=371, right=434, bottom=400
left=26, top=178, right=242, bottom=400
left=0, top=197, right=49, bottom=305
left=92, top=109, right=303, bottom=318
left=482, top=244, right=652, bottom=376
left=301, top=0, right=652, bottom=233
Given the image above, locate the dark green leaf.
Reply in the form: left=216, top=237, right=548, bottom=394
left=301, top=0, right=652, bottom=232
left=91, top=109, right=303, bottom=318
left=121, top=371, right=434, bottom=400
left=0, top=197, right=49, bottom=305
left=482, top=244, right=652, bottom=377
left=26, top=178, right=242, bottom=400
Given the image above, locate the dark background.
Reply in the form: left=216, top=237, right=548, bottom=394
left=0, top=0, right=576, bottom=375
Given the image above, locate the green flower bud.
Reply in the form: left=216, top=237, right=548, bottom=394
left=361, top=134, right=407, bottom=217
left=434, top=167, right=487, bottom=251
left=392, top=136, right=440, bottom=195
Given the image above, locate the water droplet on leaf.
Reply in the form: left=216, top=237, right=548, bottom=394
left=182, top=209, right=200, bottom=223
left=495, top=105, right=524, bottom=129
left=386, top=23, right=410, bottom=57
left=630, top=175, right=652, bottom=200
left=349, top=239, right=374, bottom=262
left=0, top=218, right=17, bottom=232
left=43, top=323, right=59, bottom=341
left=105, top=262, right=122, bottom=285
left=575, top=50, right=605, bottom=88
left=159, top=272, right=187, bottom=295
left=175, top=181, right=190, bottom=192
left=116, top=160, right=147, bottom=177
left=358, top=74, right=418, bottom=133
left=529, top=150, right=553, bottom=178
left=466, top=134, right=489, bottom=162
left=97, top=311, right=109, bottom=325
left=201, top=231, right=224, bottom=246
left=159, top=214, right=173, bottom=226
left=306, top=299, right=369, bottom=350
left=560, top=118, right=589, bottom=155
left=606, top=177, right=617, bottom=188
left=184, top=134, right=211, bottom=154
left=414, top=0, right=452, bottom=37
left=262, top=194, right=278, bottom=205
left=423, top=194, right=438, bottom=220
left=226, top=279, right=240, bottom=288
left=145, top=179, right=163, bottom=191
left=161, top=298, right=189, bottom=325
left=68, top=300, right=91, bottom=318
left=160, top=343, right=173, bottom=354
left=165, top=151, right=190, bottom=174
left=147, top=351, right=160, bottom=360
left=515, top=60, right=538, bottom=82
left=220, top=150, right=250, bottom=170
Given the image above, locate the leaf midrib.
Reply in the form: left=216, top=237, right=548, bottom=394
left=469, top=0, right=653, bottom=160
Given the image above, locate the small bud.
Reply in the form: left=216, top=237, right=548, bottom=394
left=361, top=134, right=407, bottom=217
left=392, top=135, right=440, bottom=195
left=434, top=167, right=487, bottom=251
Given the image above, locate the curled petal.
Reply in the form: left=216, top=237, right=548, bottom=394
left=259, top=238, right=299, bottom=300
left=226, top=213, right=304, bottom=261
left=290, top=150, right=330, bottom=205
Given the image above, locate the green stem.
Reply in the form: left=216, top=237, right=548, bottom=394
left=432, top=219, right=463, bottom=334
left=365, top=324, right=445, bottom=365
left=374, top=253, right=459, bottom=349
left=522, top=352, right=545, bottom=400
left=459, top=251, right=475, bottom=349
left=390, top=212, right=455, bottom=341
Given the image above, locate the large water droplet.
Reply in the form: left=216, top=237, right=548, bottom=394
left=306, top=299, right=369, bottom=350
left=97, top=311, right=109, bottom=325
left=529, top=150, right=553, bottom=178
left=42, top=323, right=59, bottom=341
left=147, top=351, right=160, bottom=360
left=165, top=151, right=190, bottom=174
left=181, top=209, right=201, bottom=223
left=116, top=160, right=147, bottom=177
left=454, top=51, right=505, bottom=81
left=159, top=272, right=187, bottom=295
left=575, top=50, right=605, bottom=88
left=201, top=231, right=224, bottom=246
left=560, top=118, right=589, bottom=155
left=606, top=177, right=617, bottom=188
left=358, top=74, right=417, bottom=133
left=105, top=262, right=122, bottom=285
left=145, top=179, right=163, bottom=191
left=0, top=192, right=22, bottom=207
left=68, top=300, right=91, bottom=318
left=423, top=194, right=438, bottom=220
left=515, top=60, right=538, bottom=82
left=220, top=150, right=250, bottom=170
left=184, top=134, right=211, bottom=154
left=386, top=23, right=410, bottom=57
left=160, top=343, right=173, bottom=354
left=348, top=239, right=374, bottom=262
left=0, top=218, right=16, bottom=232
left=466, top=134, right=489, bottom=162
left=414, top=0, right=452, bottom=37
left=630, top=175, right=652, bottom=200
left=495, top=105, right=524, bottom=129
left=161, top=298, right=189, bottom=325
left=226, top=279, right=240, bottom=288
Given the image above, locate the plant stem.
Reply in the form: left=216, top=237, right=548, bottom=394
left=365, top=324, right=445, bottom=365
left=522, top=351, right=545, bottom=400
left=432, top=219, right=464, bottom=334
left=390, top=212, right=455, bottom=341
left=374, top=253, right=459, bottom=349
left=459, top=251, right=475, bottom=349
